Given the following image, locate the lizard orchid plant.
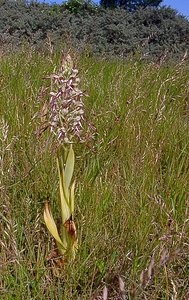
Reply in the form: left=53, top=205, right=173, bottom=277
left=39, top=53, right=92, bottom=265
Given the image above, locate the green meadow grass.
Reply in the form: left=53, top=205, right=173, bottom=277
left=0, top=50, right=189, bottom=299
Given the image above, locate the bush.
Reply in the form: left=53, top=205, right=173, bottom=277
left=0, top=0, right=189, bottom=60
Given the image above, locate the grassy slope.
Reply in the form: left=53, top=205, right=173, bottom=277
left=0, top=50, right=188, bottom=299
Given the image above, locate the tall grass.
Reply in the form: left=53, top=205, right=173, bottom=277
left=0, top=49, right=189, bottom=299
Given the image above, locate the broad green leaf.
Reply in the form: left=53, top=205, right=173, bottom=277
left=64, top=144, right=74, bottom=191
left=59, top=182, right=70, bottom=224
left=57, top=156, right=71, bottom=223
left=63, top=145, right=69, bottom=163
left=70, top=180, right=75, bottom=215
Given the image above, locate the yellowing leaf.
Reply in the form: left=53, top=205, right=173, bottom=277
left=44, top=202, right=66, bottom=251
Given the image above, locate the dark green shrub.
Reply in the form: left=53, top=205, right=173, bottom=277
left=0, top=1, right=188, bottom=61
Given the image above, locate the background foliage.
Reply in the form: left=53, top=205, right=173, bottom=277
left=100, top=0, right=163, bottom=10
left=0, top=0, right=189, bottom=60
